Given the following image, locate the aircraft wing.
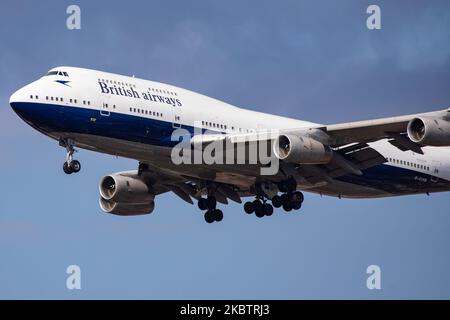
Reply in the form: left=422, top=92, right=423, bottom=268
left=139, top=161, right=250, bottom=205
left=323, top=108, right=450, bottom=152
left=183, top=108, right=450, bottom=186
left=192, top=108, right=450, bottom=152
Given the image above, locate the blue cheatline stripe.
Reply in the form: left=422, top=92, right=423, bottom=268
left=11, top=101, right=202, bottom=147
left=10, top=101, right=450, bottom=193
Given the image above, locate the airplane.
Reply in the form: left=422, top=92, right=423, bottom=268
left=9, top=66, right=450, bottom=223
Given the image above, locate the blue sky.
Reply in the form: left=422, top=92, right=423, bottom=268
left=1, top=0, right=450, bottom=299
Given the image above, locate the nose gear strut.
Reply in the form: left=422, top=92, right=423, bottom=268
left=60, top=138, right=81, bottom=174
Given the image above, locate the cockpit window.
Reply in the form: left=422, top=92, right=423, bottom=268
left=46, top=70, right=69, bottom=77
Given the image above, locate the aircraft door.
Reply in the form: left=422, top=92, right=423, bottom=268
left=172, top=103, right=181, bottom=129
left=429, top=160, right=441, bottom=183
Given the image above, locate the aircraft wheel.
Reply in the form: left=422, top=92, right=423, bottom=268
left=255, top=205, right=265, bottom=218
left=253, top=200, right=263, bottom=213
left=214, top=209, right=224, bottom=222
left=63, top=162, right=72, bottom=174
left=281, top=193, right=290, bottom=206
left=282, top=202, right=293, bottom=212
left=69, top=160, right=81, bottom=173
left=264, top=203, right=274, bottom=216
left=204, top=210, right=215, bottom=223
left=272, top=195, right=282, bottom=208
left=292, top=202, right=302, bottom=210
left=291, top=191, right=304, bottom=204
left=244, top=201, right=254, bottom=214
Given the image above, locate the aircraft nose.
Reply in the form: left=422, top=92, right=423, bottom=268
left=9, top=85, right=35, bottom=123
left=9, top=90, right=18, bottom=106
left=9, top=87, right=25, bottom=110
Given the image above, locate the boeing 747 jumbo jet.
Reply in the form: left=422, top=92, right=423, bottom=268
left=9, top=67, right=450, bottom=223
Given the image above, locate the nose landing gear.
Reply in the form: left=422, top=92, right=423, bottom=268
left=60, top=139, right=81, bottom=174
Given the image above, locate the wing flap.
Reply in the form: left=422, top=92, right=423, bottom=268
left=327, top=145, right=386, bottom=177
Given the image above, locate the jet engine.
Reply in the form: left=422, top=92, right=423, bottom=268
left=99, top=197, right=154, bottom=216
left=99, top=171, right=155, bottom=216
left=273, top=134, right=333, bottom=164
left=407, top=117, right=450, bottom=146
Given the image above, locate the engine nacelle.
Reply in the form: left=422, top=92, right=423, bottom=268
left=273, top=134, right=333, bottom=164
left=407, top=117, right=450, bottom=146
left=99, top=197, right=154, bottom=216
left=99, top=172, right=155, bottom=203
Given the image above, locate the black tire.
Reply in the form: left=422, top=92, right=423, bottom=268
left=63, top=162, right=72, bottom=174
left=244, top=201, right=254, bottom=214
left=282, top=202, right=292, bottom=212
left=272, top=195, right=282, bottom=208
left=198, top=198, right=208, bottom=211
left=292, top=191, right=304, bottom=204
left=281, top=193, right=289, bottom=206
left=252, top=199, right=262, bottom=207
left=264, top=203, right=274, bottom=216
left=255, top=205, right=265, bottom=218
left=214, top=209, right=224, bottom=222
left=204, top=210, right=215, bottom=223
left=252, top=199, right=263, bottom=214
left=292, top=202, right=302, bottom=210
left=69, top=160, right=81, bottom=173
left=206, top=196, right=217, bottom=210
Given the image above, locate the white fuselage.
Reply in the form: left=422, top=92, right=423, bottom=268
left=9, top=66, right=450, bottom=198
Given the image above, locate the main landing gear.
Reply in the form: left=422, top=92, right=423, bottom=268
left=243, top=197, right=274, bottom=218
left=198, top=195, right=223, bottom=224
left=60, top=139, right=81, bottom=175
left=243, top=178, right=304, bottom=218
